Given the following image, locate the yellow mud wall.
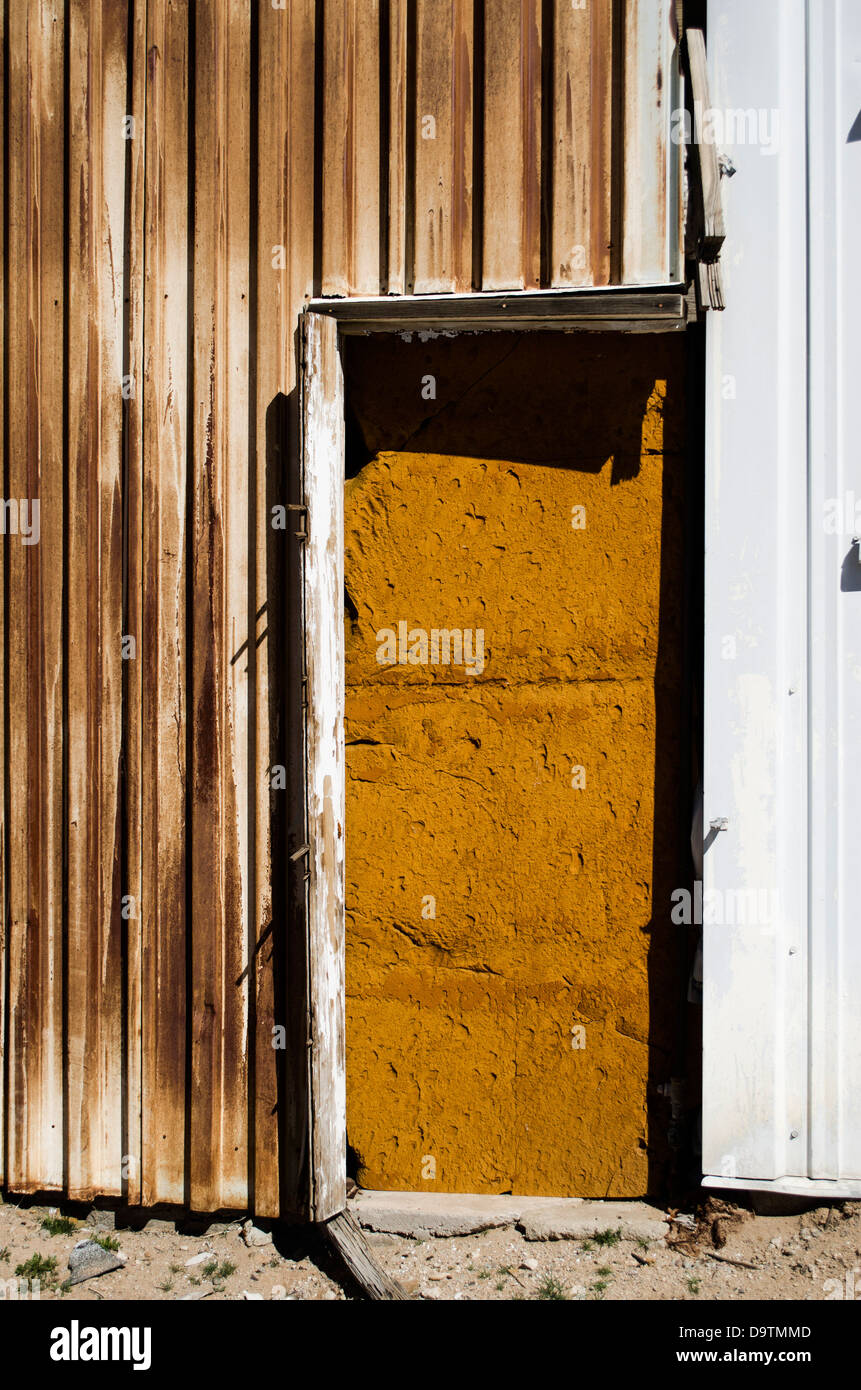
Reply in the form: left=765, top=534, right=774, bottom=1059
left=343, top=333, right=687, bottom=1196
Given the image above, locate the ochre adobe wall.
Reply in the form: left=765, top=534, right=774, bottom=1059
left=343, top=333, right=687, bottom=1196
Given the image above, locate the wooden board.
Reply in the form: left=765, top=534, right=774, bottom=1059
left=301, top=312, right=346, bottom=1222
left=686, top=28, right=726, bottom=261
left=324, top=1208, right=411, bottom=1299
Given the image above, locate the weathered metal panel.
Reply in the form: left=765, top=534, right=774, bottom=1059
left=301, top=313, right=346, bottom=1222
left=0, top=0, right=684, bottom=1214
left=702, top=0, right=809, bottom=1189
left=705, top=0, right=861, bottom=1198
left=805, top=0, right=861, bottom=1184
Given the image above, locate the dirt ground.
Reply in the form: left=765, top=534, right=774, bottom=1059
left=1, top=1192, right=859, bottom=1301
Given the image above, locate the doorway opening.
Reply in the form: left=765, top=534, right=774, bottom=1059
left=336, top=325, right=700, bottom=1198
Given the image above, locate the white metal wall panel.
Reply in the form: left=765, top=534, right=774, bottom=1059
left=704, top=0, right=861, bottom=1195
left=807, top=0, right=861, bottom=1184
left=702, top=0, right=809, bottom=1189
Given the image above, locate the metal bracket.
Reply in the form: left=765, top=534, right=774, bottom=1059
left=287, top=502, right=308, bottom=540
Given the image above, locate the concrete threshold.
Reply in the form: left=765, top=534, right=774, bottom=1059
left=350, top=1190, right=669, bottom=1242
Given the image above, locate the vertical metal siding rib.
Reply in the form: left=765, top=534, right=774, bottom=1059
left=256, top=0, right=318, bottom=1218
left=321, top=0, right=381, bottom=297
left=413, top=0, right=474, bottom=293
left=481, top=0, right=542, bottom=290
left=6, top=0, right=65, bottom=1194
left=66, top=0, right=127, bottom=1201
left=621, top=0, right=679, bottom=284
left=140, top=0, right=189, bottom=1207
left=0, top=0, right=6, bottom=1193
left=386, top=0, right=408, bottom=294
left=123, top=0, right=147, bottom=1209
left=549, top=0, right=615, bottom=288
left=190, top=0, right=251, bottom=1214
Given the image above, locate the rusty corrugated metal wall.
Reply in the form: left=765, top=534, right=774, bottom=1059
left=0, top=0, right=682, bottom=1214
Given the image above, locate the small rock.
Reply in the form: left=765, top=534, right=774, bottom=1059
left=86, top=1210, right=117, bottom=1231
left=68, top=1239, right=125, bottom=1286
left=520, top=1258, right=539, bottom=1271
left=569, top=1284, right=587, bottom=1299
left=241, top=1219, right=273, bottom=1249
left=422, top=1287, right=441, bottom=1300
left=179, top=1291, right=212, bottom=1301
left=184, top=1252, right=212, bottom=1267
left=242, top=1290, right=264, bottom=1300
left=400, top=1278, right=420, bottom=1294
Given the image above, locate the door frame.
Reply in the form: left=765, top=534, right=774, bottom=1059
left=299, top=285, right=689, bottom=1219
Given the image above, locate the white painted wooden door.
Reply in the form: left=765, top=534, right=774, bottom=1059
left=301, top=310, right=347, bottom=1220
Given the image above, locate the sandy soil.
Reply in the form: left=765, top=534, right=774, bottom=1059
left=1, top=1192, right=859, bottom=1302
